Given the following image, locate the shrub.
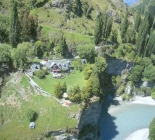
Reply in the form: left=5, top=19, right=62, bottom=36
left=27, top=110, right=38, bottom=122
left=34, top=70, right=45, bottom=79
left=151, top=92, right=155, bottom=99
left=149, top=117, right=155, bottom=140
left=116, top=84, right=124, bottom=96
left=121, top=93, right=127, bottom=100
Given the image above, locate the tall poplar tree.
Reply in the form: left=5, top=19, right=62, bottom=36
left=144, top=31, right=155, bottom=57
left=94, top=15, right=103, bottom=45
left=136, top=14, right=150, bottom=56
left=121, top=11, right=128, bottom=43
left=134, top=10, right=141, bottom=32
left=10, top=0, right=19, bottom=48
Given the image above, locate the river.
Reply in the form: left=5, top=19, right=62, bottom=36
left=98, top=97, right=155, bottom=140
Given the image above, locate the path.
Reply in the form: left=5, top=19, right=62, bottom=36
left=24, top=72, right=61, bottom=104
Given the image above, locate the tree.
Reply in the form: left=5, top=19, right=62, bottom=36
left=90, top=71, right=101, bottom=97
left=68, top=85, right=81, bottom=102
left=77, top=44, right=96, bottom=63
left=144, top=31, right=155, bottom=57
left=125, top=27, right=136, bottom=44
left=104, top=17, right=113, bottom=42
left=129, top=65, right=143, bottom=82
left=136, top=14, right=152, bottom=56
left=0, top=15, right=10, bottom=43
left=121, top=11, right=128, bottom=43
left=54, top=82, right=63, bottom=99
left=27, top=110, right=38, bottom=122
left=149, top=117, right=155, bottom=140
left=111, top=29, right=118, bottom=44
left=11, top=42, right=34, bottom=69
left=134, top=10, right=141, bottom=32
left=94, top=15, right=103, bottom=45
left=94, top=57, right=107, bottom=74
left=83, top=64, right=93, bottom=80
left=56, top=35, right=68, bottom=57
left=72, top=0, right=83, bottom=17
left=81, top=79, right=93, bottom=102
left=10, top=0, right=19, bottom=47
left=19, top=8, right=38, bottom=42
left=62, top=82, right=67, bottom=93
left=0, top=44, right=12, bottom=67
left=142, top=64, right=155, bottom=82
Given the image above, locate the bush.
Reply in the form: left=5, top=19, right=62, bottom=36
left=34, top=70, right=46, bottom=79
left=116, top=84, right=124, bottom=96
left=149, top=117, right=155, bottom=140
left=27, top=110, right=38, bottom=122
left=151, top=92, right=155, bottom=99
left=121, top=93, right=127, bottom=100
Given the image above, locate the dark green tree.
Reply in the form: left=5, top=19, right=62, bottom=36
left=111, top=29, right=118, bottom=44
left=0, top=44, right=12, bottom=67
left=57, top=35, right=68, bottom=57
left=68, top=85, right=81, bottom=102
left=10, top=0, right=19, bottom=48
left=83, top=64, right=93, bottom=80
left=125, top=27, right=136, bottom=44
left=77, top=44, right=96, bottom=63
left=54, top=82, right=63, bottom=99
left=134, top=10, right=141, bottom=32
left=62, top=82, right=67, bottom=93
left=149, top=117, right=155, bottom=140
left=94, top=15, right=103, bottom=45
left=121, top=11, right=128, bottom=43
left=129, top=65, right=143, bottom=82
left=94, top=56, right=107, bottom=74
left=11, top=42, right=34, bottom=69
left=90, top=71, right=101, bottom=97
left=136, top=15, right=149, bottom=56
left=0, top=15, right=10, bottom=43
left=144, top=31, right=155, bottom=57
left=19, top=8, right=38, bottom=42
left=104, top=17, right=113, bottom=42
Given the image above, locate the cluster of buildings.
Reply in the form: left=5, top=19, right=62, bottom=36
left=30, top=59, right=87, bottom=75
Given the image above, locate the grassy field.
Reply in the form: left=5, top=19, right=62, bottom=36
left=0, top=72, right=80, bottom=140
left=33, top=70, right=87, bottom=94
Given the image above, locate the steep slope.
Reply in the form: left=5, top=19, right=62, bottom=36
left=132, top=0, right=155, bottom=16
left=0, top=0, right=127, bottom=41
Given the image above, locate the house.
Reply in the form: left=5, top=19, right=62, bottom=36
left=40, top=59, right=72, bottom=72
left=30, top=63, right=40, bottom=73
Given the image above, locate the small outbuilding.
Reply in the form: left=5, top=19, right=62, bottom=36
left=29, top=122, right=35, bottom=129
left=30, top=63, right=40, bottom=73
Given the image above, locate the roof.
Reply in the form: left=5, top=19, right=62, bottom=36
left=30, top=122, right=35, bottom=127
left=40, top=60, right=47, bottom=65
left=62, top=93, right=68, bottom=98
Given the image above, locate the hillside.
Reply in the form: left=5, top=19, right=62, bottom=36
left=132, top=0, right=155, bottom=16
left=0, top=0, right=127, bottom=47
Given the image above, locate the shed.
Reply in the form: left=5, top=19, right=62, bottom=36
left=29, top=122, right=35, bottom=129
left=31, top=63, right=40, bottom=73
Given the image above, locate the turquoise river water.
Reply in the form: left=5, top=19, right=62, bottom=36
left=98, top=99, right=155, bottom=140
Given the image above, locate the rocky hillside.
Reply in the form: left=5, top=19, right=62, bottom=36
left=0, top=0, right=128, bottom=47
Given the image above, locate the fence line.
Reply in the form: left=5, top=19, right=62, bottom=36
left=24, top=72, right=61, bottom=103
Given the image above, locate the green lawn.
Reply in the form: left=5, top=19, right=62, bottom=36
left=0, top=73, right=80, bottom=140
left=33, top=71, right=87, bottom=94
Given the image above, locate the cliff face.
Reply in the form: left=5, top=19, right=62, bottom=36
left=78, top=100, right=102, bottom=140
